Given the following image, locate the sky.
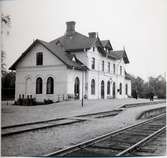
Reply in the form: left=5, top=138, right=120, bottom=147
left=1, top=0, right=167, bottom=80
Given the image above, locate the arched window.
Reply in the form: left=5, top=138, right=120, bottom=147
left=91, top=79, right=95, bottom=95
left=36, top=52, right=43, bottom=65
left=36, top=77, right=42, bottom=94
left=107, top=81, right=110, bottom=95
left=119, top=83, right=122, bottom=95
left=125, top=84, right=128, bottom=95
left=47, top=77, right=54, bottom=94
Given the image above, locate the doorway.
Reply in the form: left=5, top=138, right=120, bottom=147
left=112, top=82, right=116, bottom=98
left=101, top=80, right=105, bottom=99
left=74, top=77, right=80, bottom=99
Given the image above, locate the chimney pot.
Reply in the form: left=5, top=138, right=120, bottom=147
left=66, top=21, right=76, bottom=36
left=88, top=32, right=96, bottom=38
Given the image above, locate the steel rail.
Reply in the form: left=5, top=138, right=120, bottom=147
left=3, top=100, right=165, bottom=129
left=43, top=113, right=166, bottom=156
left=116, top=126, right=166, bottom=156
left=2, top=109, right=121, bottom=129
left=2, top=109, right=123, bottom=136
left=2, top=119, right=85, bottom=136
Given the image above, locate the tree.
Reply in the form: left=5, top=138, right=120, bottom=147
left=129, top=73, right=166, bottom=99
left=149, top=75, right=166, bottom=98
left=1, top=14, right=11, bottom=75
left=1, top=71, right=15, bottom=100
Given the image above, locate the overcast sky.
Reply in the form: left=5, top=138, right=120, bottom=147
left=1, top=0, right=167, bottom=80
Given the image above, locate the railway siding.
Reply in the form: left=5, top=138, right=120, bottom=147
left=46, top=114, right=166, bottom=157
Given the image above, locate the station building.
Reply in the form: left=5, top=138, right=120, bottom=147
left=10, top=21, right=131, bottom=102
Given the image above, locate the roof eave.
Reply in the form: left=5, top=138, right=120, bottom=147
left=9, top=39, right=40, bottom=70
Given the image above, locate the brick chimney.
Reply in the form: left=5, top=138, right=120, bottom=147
left=88, top=32, right=96, bottom=39
left=66, top=21, right=76, bottom=36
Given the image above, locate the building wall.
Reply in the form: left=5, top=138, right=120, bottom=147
left=74, top=48, right=131, bottom=99
left=125, top=79, right=132, bottom=98
left=15, top=42, right=131, bottom=102
left=15, top=43, right=68, bottom=102
left=66, top=68, right=85, bottom=100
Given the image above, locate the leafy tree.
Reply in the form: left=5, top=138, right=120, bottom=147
left=128, top=74, right=166, bottom=99
left=1, top=14, right=11, bottom=76
left=1, top=71, right=15, bottom=100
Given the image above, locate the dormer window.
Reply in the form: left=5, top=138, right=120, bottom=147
left=36, top=52, right=43, bottom=65
left=72, top=56, right=76, bottom=62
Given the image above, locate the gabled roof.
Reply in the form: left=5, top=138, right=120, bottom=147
left=109, top=50, right=129, bottom=64
left=125, top=71, right=132, bottom=80
left=101, top=40, right=113, bottom=50
left=9, top=39, right=88, bottom=71
left=10, top=22, right=130, bottom=71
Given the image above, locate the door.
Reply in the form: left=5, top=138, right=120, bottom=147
left=101, top=80, right=105, bottom=99
left=74, top=77, right=80, bottom=99
left=112, top=82, right=116, bottom=98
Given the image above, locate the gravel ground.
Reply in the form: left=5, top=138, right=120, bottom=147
left=2, top=103, right=165, bottom=156
left=1, top=98, right=164, bottom=127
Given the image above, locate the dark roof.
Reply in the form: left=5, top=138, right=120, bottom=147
left=50, top=32, right=93, bottom=51
left=125, top=71, right=132, bottom=80
left=109, top=50, right=129, bottom=64
left=10, top=25, right=130, bottom=70
left=101, top=40, right=113, bottom=50
left=9, top=39, right=88, bottom=71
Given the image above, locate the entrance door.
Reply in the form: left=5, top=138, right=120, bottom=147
left=74, top=77, right=80, bottom=99
left=101, top=80, right=105, bottom=99
left=112, top=82, right=116, bottom=98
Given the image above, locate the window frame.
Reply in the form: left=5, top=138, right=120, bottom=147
left=102, top=60, right=104, bottom=71
left=91, top=57, right=95, bottom=70
left=46, top=77, right=54, bottom=94
left=113, top=64, right=116, bottom=74
left=120, top=66, right=122, bottom=75
left=107, top=81, right=110, bottom=95
left=36, top=52, right=43, bottom=66
left=125, top=84, right=128, bottom=95
left=36, top=77, right=43, bottom=94
left=91, top=79, right=95, bottom=95
left=119, top=83, right=122, bottom=95
left=108, top=62, right=110, bottom=73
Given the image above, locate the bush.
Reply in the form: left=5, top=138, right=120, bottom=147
left=44, top=99, right=53, bottom=104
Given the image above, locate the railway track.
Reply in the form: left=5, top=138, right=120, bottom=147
left=2, top=101, right=165, bottom=137
left=2, top=109, right=122, bottom=136
left=43, top=114, right=166, bottom=157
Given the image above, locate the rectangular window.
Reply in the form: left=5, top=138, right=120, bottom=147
left=126, top=84, right=128, bottom=95
left=113, top=64, right=115, bottom=74
left=108, top=62, right=110, bottom=73
left=36, top=52, right=43, bottom=65
left=102, top=60, right=104, bottom=71
left=91, top=57, right=95, bottom=69
left=120, top=66, right=122, bottom=75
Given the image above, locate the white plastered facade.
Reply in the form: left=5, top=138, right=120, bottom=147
left=15, top=43, right=131, bottom=102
